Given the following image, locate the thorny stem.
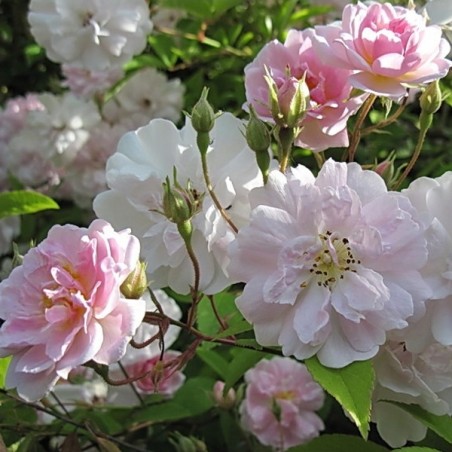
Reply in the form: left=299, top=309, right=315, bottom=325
left=277, top=127, right=295, bottom=174
left=361, top=97, right=408, bottom=137
left=313, top=151, right=325, bottom=169
left=156, top=313, right=280, bottom=356
left=118, top=361, right=145, bottom=406
left=200, top=151, right=239, bottom=234
left=50, top=391, right=72, bottom=418
left=393, top=115, right=431, bottom=190
left=347, top=94, right=377, bottom=162
left=208, top=295, right=228, bottom=332
left=0, top=390, right=148, bottom=452
left=184, top=237, right=202, bottom=329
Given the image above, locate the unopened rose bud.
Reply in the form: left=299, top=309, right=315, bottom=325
left=163, top=176, right=192, bottom=224
left=170, top=432, right=208, bottom=452
left=281, top=74, right=310, bottom=129
left=213, top=381, right=236, bottom=410
left=120, top=261, right=147, bottom=299
left=190, top=87, right=216, bottom=134
left=420, top=80, right=442, bottom=115
left=246, top=105, right=271, bottom=154
left=264, top=67, right=310, bottom=128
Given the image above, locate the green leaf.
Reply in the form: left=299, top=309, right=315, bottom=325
left=214, top=318, right=253, bottom=339
left=197, top=346, right=229, bottom=377
left=132, top=377, right=215, bottom=423
left=0, top=191, right=59, bottom=219
left=305, top=357, right=375, bottom=439
left=394, top=448, right=441, bottom=452
left=288, top=434, right=389, bottom=452
left=224, top=349, right=268, bottom=392
left=0, top=357, right=11, bottom=388
left=389, top=402, right=452, bottom=444
left=197, top=292, right=246, bottom=348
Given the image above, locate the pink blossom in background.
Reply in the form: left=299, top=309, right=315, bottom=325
left=28, top=0, right=153, bottom=71
left=372, top=340, right=452, bottom=447
left=125, top=350, right=185, bottom=396
left=244, top=28, right=367, bottom=151
left=229, top=159, right=431, bottom=368
left=240, top=356, right=324, bottom=450
left=0, top=219, right=146, bottom=402
left=62, top=64, right=124, bottom=98
left=314, top=1, right=452, bottom=99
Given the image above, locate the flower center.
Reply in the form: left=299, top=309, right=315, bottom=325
left=274, top=390, right=295, bottom=401
left=309, top=231, right=360, bottom=288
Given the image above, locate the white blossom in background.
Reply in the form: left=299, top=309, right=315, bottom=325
left=372, top=340, right=452, bottom=447
left=0, top=217, right=21, bottom=257
left=0, top=94, right=44, bottom=190
left=28, top=0, right=153, bottom=71
left=61, top=121, right=128, bottom=208
left=62, top=64, right=124, bottom=98
left=228, top=160, right=431, bottom=368
left=151, top=8, right=186, bottom=30
left=6, top=92, right=101, bottom=191
left=94, top=113, right=263, bottom=295
left=424, top=0, right=452, bottom=45
left=103, top=68, right=185, bottom=128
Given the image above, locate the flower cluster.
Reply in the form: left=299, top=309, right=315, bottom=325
left=1, top=0, right=452, bottom=450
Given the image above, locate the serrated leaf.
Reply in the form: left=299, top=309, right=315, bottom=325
left=389, top=402, right=452, bottom=445
left=288, top=434, right=388, bottom=452
left=0, top=191, right=59, bottom=219
left=305, top=357, right=374, bottom=439
left=214, top=318, right=253, bottom=339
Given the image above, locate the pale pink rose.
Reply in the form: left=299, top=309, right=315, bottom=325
left=372, top=340, right=452, bottom=447
left=314, top=1, right=452, bottom=99
left=244, top=28, right=367, bottom=151
left=240, top=357, right=324, bottom=450
left=62, top=64, right=124, bottom=98
left=401, top=172, right=452, bottom=351
left=228, top=159, right=431, bottom=368
left=125, top=350, right=185, bottom=396
left=0, top=219, right=146, bottom=402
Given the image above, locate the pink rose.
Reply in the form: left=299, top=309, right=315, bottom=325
left=244, top=28, right=367, bottom=152
left=240, top=357, right=325, bottom=450
left=0, top=219, right=146, bottom=402
left=314, top=2, right=452, bottom=99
